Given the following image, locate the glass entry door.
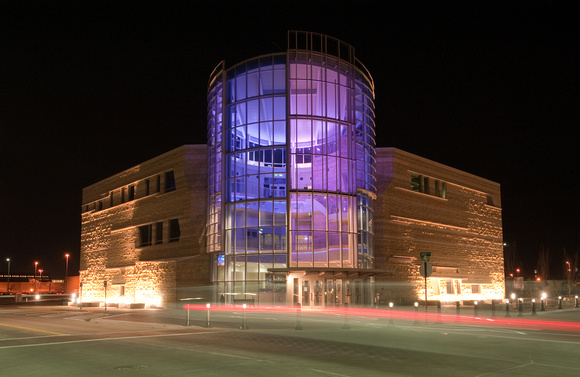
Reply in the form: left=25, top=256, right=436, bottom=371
left=300, top=278, right=324, bottom=308
left=302, top=280, right=310, bottom=306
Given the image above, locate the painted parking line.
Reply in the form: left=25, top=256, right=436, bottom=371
left=0, top=322, right=65, bottom=336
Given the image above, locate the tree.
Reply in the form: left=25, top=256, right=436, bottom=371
left=562, top=249, right=580, bottom=296
left=537, top=246, right=551, bottom=281
left=503, top=240, right=519, bottom=278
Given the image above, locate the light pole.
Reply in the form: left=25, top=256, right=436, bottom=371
left=6, top=258, right=10, bottom=295
left=38, top=269, right=43, bottom=293
left=65, top=253, right=70, bottom=293
left=34, top=261, right=38, bottom=293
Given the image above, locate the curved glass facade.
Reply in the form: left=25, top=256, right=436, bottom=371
left=207, top=32, right=376, bottom=304
left=207, top=63, right=224, bottom=255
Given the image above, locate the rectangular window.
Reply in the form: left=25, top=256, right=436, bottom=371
left=155, top=222, right=163, bottom=244
left=411, top=174, right=422, bottom=192
left=138, top=224, right=152, bottom=247
left=119, top=286, right=125, bottom=297
left=446, top=279, right=454, bottom=295
left=156, top=175, right=161, bottom=193
left=169, top=218, right=180, bottom=242
left=128, top=185, right=135, bottom=201
left=423, top=177, right=430, bottom=195
left=145, top=179, right=150, bottom=196
left=441, top=182, right=447, bottom=198
left=121, top=188, right=126, bottom=203
left=165, top=171, right=176, bottom=192
left=472, top=284, right=481, bottom=294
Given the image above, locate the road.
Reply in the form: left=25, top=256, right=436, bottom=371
left=1, top=304, right=579, bottom=376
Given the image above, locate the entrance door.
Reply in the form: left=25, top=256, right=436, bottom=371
left=301, top=278, right=324, bottom=307
left=335, top=279, right=343, bottom=306
left=302, top=280, right=310, bottom=306
left=313, top=280, right=322, bottom=306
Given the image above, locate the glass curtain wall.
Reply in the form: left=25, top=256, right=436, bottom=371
left=207, top=63, right=224, bottom=255
left=209, top=32, right=376, bottom=305
left=222, top=54, right=288, bottom=302
left=288, top=31, right=373, bottom=269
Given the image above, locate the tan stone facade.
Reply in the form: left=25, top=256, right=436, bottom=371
left=80, top=145, right=210, bottom=307
left=374, top=148, right=505, bottom=303
left=80, top=145, right=505, bottom=307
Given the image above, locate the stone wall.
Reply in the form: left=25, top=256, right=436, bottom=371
left=80, top=145, right=210, bottom=307
left=374, top=148, right=505, bottom=302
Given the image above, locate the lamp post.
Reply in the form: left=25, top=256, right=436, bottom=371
left=34, top=261, right=38, bottom=293
left=6, top=258, right=10, bottom=294
left=65, top=253, right=70, bottom=293
left=541, top=292, right=547, bottom=311
left=38, top=269, right=43, bottom=293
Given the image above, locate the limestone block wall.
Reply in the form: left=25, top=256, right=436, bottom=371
left=80, top=145, right=210, bottom=306
left=374, top=148, right=505, bottom=302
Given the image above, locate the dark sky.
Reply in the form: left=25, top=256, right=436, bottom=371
left=2, top=1, right=578, bottom=279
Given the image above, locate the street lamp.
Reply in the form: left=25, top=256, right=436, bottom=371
left=65, top=253, right=70, bottom=293
left=38, top=269, right=43, bottom=293
left=541, top=292, right=547, bottom=311
left=5, top=258, right=10, bottom=295
left=34, top=261, right=38, bottom=293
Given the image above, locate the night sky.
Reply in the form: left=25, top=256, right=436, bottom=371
left=2, top=1, right=578, bottom=279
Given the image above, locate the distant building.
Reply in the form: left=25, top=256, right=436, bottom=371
left=79, top=32, right=504, bottom=308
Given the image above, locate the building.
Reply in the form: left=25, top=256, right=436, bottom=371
left=374, top=148, right=504, bottom=304
left=80, top=145, right=210, bottom=307
left=79, top=31, right=504, bottom=308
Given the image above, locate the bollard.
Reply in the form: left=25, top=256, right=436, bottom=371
left=436, top=301, right=443, bottom=324
left=205, top=303, right=212, bottom=328
left=558, top=296, right=563, bottom=309
left=531, top=299, right=537, bottom=316
left=456, top=301, right=460, bottom=316
left=541, top=293, right=547, bottom=311
left=474, top=301, right=479, bottom=316
left=294, top=303, right=303, bottom=330
left=240, top=303, right=249, bottom=330
left=491, top=301, right=496, bottom=317
left=388, top=302, right=394, bottom=326
left=505, top=300, right=511, bottom=317
left=518, top=299, right=524, bottom=317
left=414, top=302, right=420, bottom=325
left=342, top=302, right=351, bottom=330
left=185, top=305, right=191, bottom=326
left=575, top=296, right=579, bottom=309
